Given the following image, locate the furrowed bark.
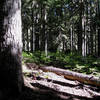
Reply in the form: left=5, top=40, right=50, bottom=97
left=0, top=0, right=23, bottom=99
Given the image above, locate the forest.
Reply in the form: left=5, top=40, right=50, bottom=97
left=0, top=0, right=100, bottom=100
left=22, top=0, right=100, bottom=76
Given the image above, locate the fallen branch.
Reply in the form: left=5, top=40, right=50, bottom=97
left=40, top=66, right=100, bottom=86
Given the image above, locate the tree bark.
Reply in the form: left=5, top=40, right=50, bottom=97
left=26, top=28, right=29, bottom=51
left=90, top=0, right=93, bottom=55
left=35, top=33, right=40, bottom=51
left=31, top=4, right=35, bottom=52
left=97, top=0, right=100, bottom=56
left=0, top=0, right=23, bottom=99
left=78, top=1, right=83, bottom=54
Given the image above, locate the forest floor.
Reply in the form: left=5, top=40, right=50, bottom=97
left=21, top=62, right=100, bottom=100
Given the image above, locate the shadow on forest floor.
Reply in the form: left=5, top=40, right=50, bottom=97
left=19, top=84, right=100, bottom=100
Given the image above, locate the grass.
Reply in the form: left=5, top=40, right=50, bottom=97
left=22, top=51, right=100, bottom=77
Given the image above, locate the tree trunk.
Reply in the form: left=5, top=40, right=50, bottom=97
left=31, top=4, right=35, bottom=52
left=98, top=29, right=100, bottom=56
left=70, top=24, right=73, bottom=53
left=22, top=31, right=25, bottom=51
left=0, top=0, right=23, bottom=99
left=78, top=1, right=83, bottom=54
left=82, top=1, right=87, bottom=57
left=97, top=0, right=100, bottom=56
left=40, top=4, right=43, bottom=51
left=26, top=28, right=29, bottom=51
left=44, top=7, right=48, bottom=56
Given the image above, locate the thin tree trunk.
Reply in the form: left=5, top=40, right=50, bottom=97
left=82, top=15, right=86, bottom=57
left=70, top=24, right=73, bottom=53
left=44, top=8, right=48, bottom=56
left=98, top=29, right=100, bottom=56
left=40, top=4, right=45, bottom=51
left=97, top=0, right=100, bottom=56
left=35, top=33, right=40, bottom=51
left=31, top=4, right=35, bottom=52
left=78, top=1, right=83, bottom=54
left=27, top=28, right=29, bottom=51
left=89, top=0, right=93, bottom=55
left=31, top=7, right=34, bottom=52
left=22, top=31, right=25, bottom=51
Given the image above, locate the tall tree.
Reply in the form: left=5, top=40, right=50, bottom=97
left=31, top=2, right=36, bottom=52
left=0, top=0, right=23, bottom=99
left=78, top=0, right=83, bottom=55
left=22, top=0, right=99, bottom=57
left=97, top=0, right=100, bottom=56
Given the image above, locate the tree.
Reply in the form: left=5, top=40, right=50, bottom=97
left=97, top=0, right=100, bottom=56
left=0, top=0, right=23, bottom=99
left=77, top=0, right=83, bottom=54
left=22, top=0, right=99, bottom=57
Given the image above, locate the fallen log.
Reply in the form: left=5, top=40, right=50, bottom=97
left=40, top=66, right=100, bottom=86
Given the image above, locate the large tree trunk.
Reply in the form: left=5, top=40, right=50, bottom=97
left=0, top=0, right=23, bottom=99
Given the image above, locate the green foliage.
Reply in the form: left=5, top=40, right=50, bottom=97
left=23, top=51, right=100, bottom=77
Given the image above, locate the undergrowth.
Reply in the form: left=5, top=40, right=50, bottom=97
left=22, top=51, right=100, bottom=77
